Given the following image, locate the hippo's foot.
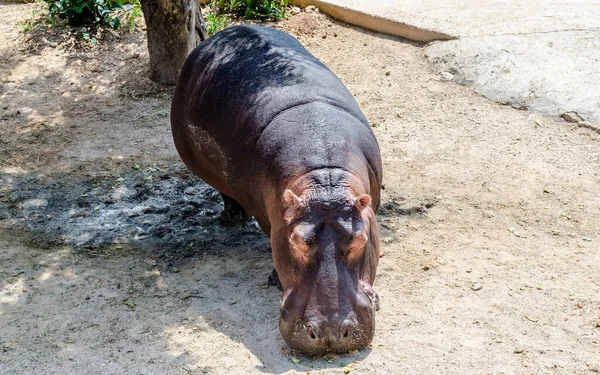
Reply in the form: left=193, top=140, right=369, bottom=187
left=219, top=193, right=249, bottom=226
left=268, top=268, right=283, bottom=291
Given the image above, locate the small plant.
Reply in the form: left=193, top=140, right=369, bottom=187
left=122, top=0, right=142, bottom=30
left=205, top=11, right=232, bottom=35
left=17, top=7, right=43, bottom=33
left=17, top=18, right=35, bottom=33
left=44, top=0, right=127, bottom=30
left=81, top=30, right=97, bottom=43
left=216, top=0, right=244, bottom=13
left=243, top=0, right=288, bottom=20
left=212, top=0, right=288, bottom=21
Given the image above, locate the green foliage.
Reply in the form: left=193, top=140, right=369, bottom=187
left=243, top=0, right=288, bottom=20
left=17, top=10, right=39, bottom=33
left=43, top=0, right=133, bottom=30
left=81, top=31, right=97, bottom=43
left=205, top=11, right=232, bottom=35
left=216, top=0, right=245, bottom=13
left=212, top=0, right=288, bottom=21
left=122, top=0, right=142, bottom=30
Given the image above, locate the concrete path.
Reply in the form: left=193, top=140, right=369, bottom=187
left=291, top=0, right=600, bottom=124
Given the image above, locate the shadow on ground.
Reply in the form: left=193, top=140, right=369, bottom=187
left=0, top=162, right=430, bottom=374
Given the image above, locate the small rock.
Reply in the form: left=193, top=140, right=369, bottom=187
left=471, top=283, right=483, bottom=291
left=561, top=112, right=581, bottom=123
left=439, top=71, right=454, bottom=81
left=322, top=34, right=327, bottom=39
left=291, top=6, right=301, bottom=14
left=305, top=5, right=316, bottom=12
left=130, top=52, right=141, bottom=59
left=385, top=71, right=391, bottom=76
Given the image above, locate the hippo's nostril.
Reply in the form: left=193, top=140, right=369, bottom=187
left=308, top=328, right=316, bottom=339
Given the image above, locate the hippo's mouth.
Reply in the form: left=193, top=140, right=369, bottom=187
left=278, top=282, right=379, bottom=355
left=280, top=319, right=375, bottom=355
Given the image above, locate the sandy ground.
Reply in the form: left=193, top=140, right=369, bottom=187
left=1, top=4, right=600, bottom=374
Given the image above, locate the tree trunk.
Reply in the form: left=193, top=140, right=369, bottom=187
left=140, top=0, right=208, bottom=85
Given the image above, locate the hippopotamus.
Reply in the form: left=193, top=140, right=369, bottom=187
left=171, top=25, right=383, bottom=354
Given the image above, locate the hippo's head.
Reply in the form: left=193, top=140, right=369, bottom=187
left=272, top=187, right=380, bottom=355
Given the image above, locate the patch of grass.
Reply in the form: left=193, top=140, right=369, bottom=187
left=211, top=0, right=288, bottom=22
left=17, top=7, right=44, bottom=33
left=242, top=0, right=288, bottom=20
left=205, top=11, right=232, bottom=35
left=122, top=0, right=142, bottom=30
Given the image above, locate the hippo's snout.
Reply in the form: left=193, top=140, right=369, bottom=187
left=279, top=283, right=377, bottom=355
left=300, top=317, right=366, bottom=354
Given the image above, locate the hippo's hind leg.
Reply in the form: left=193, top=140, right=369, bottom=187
left=219, top=193, right=249, bottom=226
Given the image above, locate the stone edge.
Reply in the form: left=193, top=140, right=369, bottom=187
left=289, top=0, right=457, bottom=42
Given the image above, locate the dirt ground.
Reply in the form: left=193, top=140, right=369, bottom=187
left=1, top=3, right=599, bottom=374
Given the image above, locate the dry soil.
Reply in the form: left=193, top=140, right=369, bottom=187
left=1, top=4, right=599, bottom=375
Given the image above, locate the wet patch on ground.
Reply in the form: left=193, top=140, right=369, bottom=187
left=0, top=164, right=268, bottom=259
left=0, top=161, right=435, bottom=274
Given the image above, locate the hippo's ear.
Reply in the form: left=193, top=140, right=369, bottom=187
left=283, top=190, right=303, bottom=223
left=354, top=194, right=372, bottom=213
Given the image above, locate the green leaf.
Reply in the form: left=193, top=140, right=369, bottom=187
left=109, top=17, right=120, bottom=29
left=74, top=3, right=87, bottom=14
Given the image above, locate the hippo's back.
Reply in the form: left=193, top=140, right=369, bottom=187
left=171, top=25, right=381, bottom=218
left=174, top=25, right=367, bottom=134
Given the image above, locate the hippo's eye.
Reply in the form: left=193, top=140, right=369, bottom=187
left=304, top=234, right=316, bottom=245
left=292, top=231, right=315, bottom=246
left=290, top=230, right=313, bottom=254
left=349, top=230, right=368, bottom=252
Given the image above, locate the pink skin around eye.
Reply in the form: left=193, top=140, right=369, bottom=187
left=290, top=231, right=310, bottom=259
